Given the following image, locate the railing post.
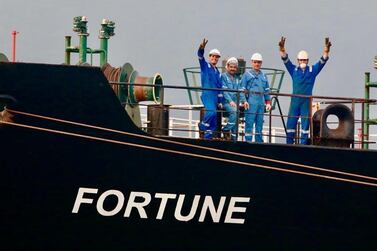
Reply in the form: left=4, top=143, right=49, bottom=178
left=364, top=72, right=370, bottom=149
left=235, top=91, right=241, bottom=142
left=351, top=99, right=355, bottom=149
left=309, top=96, right=313, bottom=145
left=296, top=120, right=301, bottom=144
left=188, top=107, right=193, bottom=138
left=268, top=99, right=272, bottom=143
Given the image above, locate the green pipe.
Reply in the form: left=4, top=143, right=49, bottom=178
left=364, top=72, right=370, bottom=149
left=368, top=119, right=377, bottom=124
left=69, top=17, right=114, bottom=66
left=100, top=38, right=108, bottom=66
left=366, top=82, right=377, bottom=87
left=86, top=48, right=105, bottom=66
left=79, top=35, right=87, bottom=64
left=72, top=16, right=89, bottom=64
left=65, top=36, right=71, bottom=65
left=89, top=49, right=105, bottom=54
left=66, top=47, right=105, bottom=54
left=65, top=47, right=79, bottom=53
left=98, top=19, right=114, bottom=66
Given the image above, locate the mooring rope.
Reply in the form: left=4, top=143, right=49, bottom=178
left=101, top=63, right=122, bottom=96
left=5, top=108, right=377, bottom=184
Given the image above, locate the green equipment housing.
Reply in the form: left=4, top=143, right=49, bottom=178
left=64, top=16, right=164, bottom=127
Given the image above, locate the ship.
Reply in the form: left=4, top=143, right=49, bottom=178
left=1, top=17, right=377, bottom=250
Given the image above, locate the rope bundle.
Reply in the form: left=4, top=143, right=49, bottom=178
left=101, top=63, right=122, bottom=97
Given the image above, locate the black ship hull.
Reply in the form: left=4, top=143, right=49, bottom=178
left=1, top=63, right=376, bottom=250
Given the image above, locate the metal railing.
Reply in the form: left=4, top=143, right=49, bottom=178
left=108, top=80, right=377, bottom=149
left=183, top=66, right=285, bottom=106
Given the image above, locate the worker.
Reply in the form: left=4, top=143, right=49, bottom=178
left=240, top=53, right=271, bottom=143
left=221, top=57, right=241, bottom=141
left=197, top=38, right=223, bottom=139
left=279, top=37, right=332, bottom=144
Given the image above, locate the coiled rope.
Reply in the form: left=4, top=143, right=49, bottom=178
left=101, top=63, right=123, bottom=96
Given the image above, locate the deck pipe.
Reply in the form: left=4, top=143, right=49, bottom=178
left=99, top=19, right=115, bottom=67
left=64, top=36, right=72, bottom=65
left=364, top=72, right=377, bottom=149
left=72, top=16, right=89, bottom=64
left=66, top=17, right=114, bottom=66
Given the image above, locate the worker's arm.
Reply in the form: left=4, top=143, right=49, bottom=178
left=279, top=36, right=295, bottom=76
left=263, top=75, right=272, bottom=112
left=263, top=75, right=271, bottom=103
left=197, top=38, right=208, bottom=71
left=313, top=38, right=332, bottom=75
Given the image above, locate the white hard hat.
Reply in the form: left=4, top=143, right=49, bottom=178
left=226, top=57, right=238, bottom=66
left=251, top=53, right=263, bottom=61
left=209, top=48, right=221, bottom=57
left=297, top=50, right=309, bottom=60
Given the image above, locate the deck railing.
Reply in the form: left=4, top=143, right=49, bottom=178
left=109, top=79, right=377, bottom=149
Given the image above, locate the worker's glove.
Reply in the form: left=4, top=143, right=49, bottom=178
left=229, top=101, right=236, bottom=107
left=217, top=103, right=223, bottom=110
left=265, top=103, right=272, bottom=112
left=199, top=38, right=208, bottom=50
left=278, top=36, right=286, bottom=53
left=324, top=37, right=332, bottom=53
left=243, top=102, right=250, bottom=110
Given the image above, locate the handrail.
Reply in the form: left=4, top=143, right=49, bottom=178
left=108, top=80, right=377, bottom=148
left=183, top=66, right=285, bottom=105
left=109, top=81, right=377, bottom=104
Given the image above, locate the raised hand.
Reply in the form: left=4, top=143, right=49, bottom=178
left=199, top=38, right=208, bottom=50
left=324, top=37, right=332, bottom=53
left=279, top=36, right=286, bottom=53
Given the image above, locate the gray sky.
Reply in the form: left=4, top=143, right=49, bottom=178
left=1, top=0, right=377, bottom=114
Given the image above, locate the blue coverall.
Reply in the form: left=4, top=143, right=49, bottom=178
left=240, top=69, right=271, bottom=143
left=221, top=72, right=241, bottom=140
left=198, top=48, right=223, bottom=139
left=282, top=54, right=328, bottom=144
